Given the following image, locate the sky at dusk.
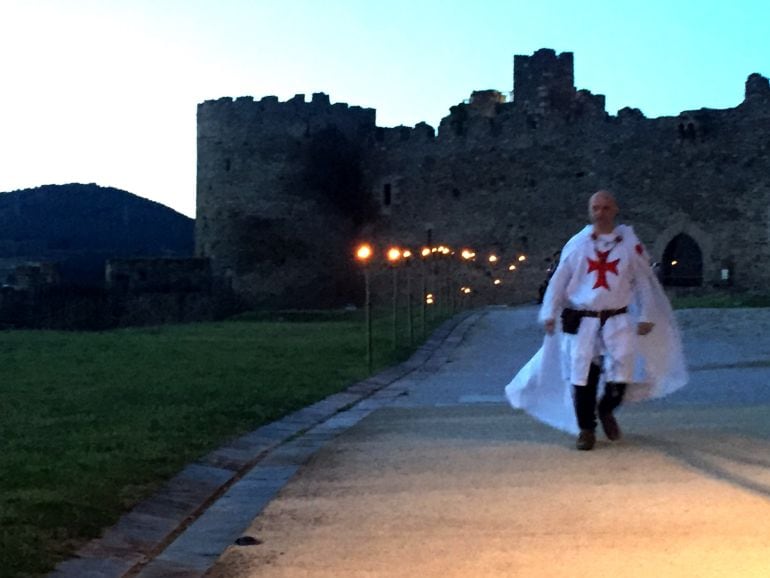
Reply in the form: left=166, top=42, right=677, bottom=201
left=1, top=0, right=768, bottom=217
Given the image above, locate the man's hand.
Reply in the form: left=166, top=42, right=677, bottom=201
left=544, top=318, right=556, bottom=335
left=637, top=321, right=654, bottom=336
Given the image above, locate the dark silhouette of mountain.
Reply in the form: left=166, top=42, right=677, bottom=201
left=0, top=183, right=194, bottom=286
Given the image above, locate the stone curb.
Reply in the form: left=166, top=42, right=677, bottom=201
left=49, top=308, right=486, bottom=578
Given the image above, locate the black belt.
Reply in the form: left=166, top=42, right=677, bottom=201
left=578, top=306, right=628, bottom=325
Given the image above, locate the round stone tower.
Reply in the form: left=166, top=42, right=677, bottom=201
left=196, top=93, right=376, bottom=307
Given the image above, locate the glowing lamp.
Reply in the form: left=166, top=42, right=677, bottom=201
left=387, top=247, right=402, bottom=262
left=356, top=244, right=373, bottom=262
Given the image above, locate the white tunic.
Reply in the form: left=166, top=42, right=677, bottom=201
left=541, top=224, right=655, bottom=385
left=540, top=224, right=653, bottom=324
left=505, top=224, right=688, bottom=434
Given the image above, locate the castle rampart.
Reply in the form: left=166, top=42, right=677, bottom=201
left=197, top=49, right=770, bottom=307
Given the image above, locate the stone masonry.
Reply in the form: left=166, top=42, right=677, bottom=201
left=196, top=48, right=770, bottom=307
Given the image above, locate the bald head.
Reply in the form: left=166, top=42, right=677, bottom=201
left=589, top=190, right=619, bottom=234
left=590, top=190, right=617, bottom=207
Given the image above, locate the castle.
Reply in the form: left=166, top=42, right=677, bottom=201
left=196, top=48, right=770, bottom=307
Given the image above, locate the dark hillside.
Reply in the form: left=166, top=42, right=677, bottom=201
left=0, top=183, right=194, bottom=286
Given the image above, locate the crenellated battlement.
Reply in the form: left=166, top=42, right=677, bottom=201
left=198, top=91, right=375, bottom=117
left=197, top=92, right=377, bottom=142
left=373, top=122, right=436, bottom=147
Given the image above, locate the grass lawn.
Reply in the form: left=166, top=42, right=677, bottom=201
left=0, top=307, right=451, bottom=577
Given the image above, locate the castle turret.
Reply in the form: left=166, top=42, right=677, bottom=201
left=513, top=48, right=576, bottom=113
left=744, top=73, right=770, bottom=106
left=196, top=93, right=377, bottom=307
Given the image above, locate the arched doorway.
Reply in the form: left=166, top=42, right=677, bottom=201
left=662, top=233, right=703, bottom=287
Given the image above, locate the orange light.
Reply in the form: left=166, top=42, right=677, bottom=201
left=518, top=255, right=527, bottom=262
left=461, top=249, right=476, bottom=260
left=489, top=254, right=498, bottom=263
left=387, top=247, right=402, bottom=262
left=402, top=249, right=412, bottom=259
left=421, top=247, right=431, bottom=257
left=494, top=279, right=502, bottom=285
left=356, top=244, right=372, bottom=262
left=426, top=292, right=435, bottom=305
left=508, top=264, right=517, bottom=271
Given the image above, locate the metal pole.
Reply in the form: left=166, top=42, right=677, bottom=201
left=421, top=260, right=427, bottom=338
left=391, top=266, right=398, bottom=349
left=406, top=269, right=414, bottom=345
left=430, top=257, right=437, bottom=323
left=445, top=259, right=451, bottom=315
left=365, top=267, right=372, bottom=374
left=444, top=258, right=451, bottom=316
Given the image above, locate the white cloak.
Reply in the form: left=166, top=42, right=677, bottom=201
left=505, top=225, right=689, bottom=434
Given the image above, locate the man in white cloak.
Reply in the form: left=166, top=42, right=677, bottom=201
left=505, top=190, right=688, bottom=450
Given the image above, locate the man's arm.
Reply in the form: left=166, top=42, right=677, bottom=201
left=540, top=252, right=573, bottom=334
left=631, top=243, right=656, bottom=336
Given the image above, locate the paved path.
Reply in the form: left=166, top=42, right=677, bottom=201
left=53, top=306, right=770, bottom=577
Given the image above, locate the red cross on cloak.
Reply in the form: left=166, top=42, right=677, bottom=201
left=586, top=249, right=620, bottom=290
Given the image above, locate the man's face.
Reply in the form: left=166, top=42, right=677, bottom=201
left=589, top=193, right=618, bottom=230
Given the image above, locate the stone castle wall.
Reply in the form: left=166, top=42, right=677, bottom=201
left=196, top=48, right=770, bottom=307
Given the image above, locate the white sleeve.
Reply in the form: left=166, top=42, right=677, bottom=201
left=539, top=251, right=573, bottom=323
left=631, top=247, right=655, bottom=323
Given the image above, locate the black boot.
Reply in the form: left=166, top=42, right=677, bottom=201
left=576, top=429, right=596, bottom=451
left=598, top=382, right=626, bottom=441
left=573, top=363, right=602, bottom=449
